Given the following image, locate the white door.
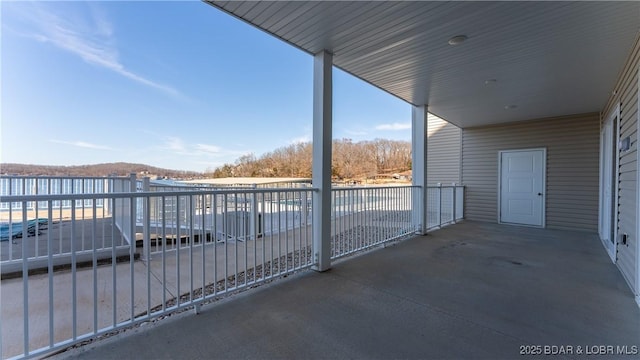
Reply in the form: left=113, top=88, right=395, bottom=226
left=499, top=149, right=545, bottom=226
left=599, top=106, right=618, bottom=260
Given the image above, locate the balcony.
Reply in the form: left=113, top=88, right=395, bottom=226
left=2, top=175, right=638, bottom=358
left=53, top=221, right=640, bottom=359
left=1, top=176, right=463, bottom=359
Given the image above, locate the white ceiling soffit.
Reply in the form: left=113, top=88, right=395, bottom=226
left=206, top=1, right=640, bottom=128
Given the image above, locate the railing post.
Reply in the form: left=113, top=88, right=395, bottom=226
left=459, top=186, right=465, bottom=221
left=452, top=182, right=457, bottom=224
left=129, top=173, right=136, bottom=192
left=250, top=183, right=258, bottom=240
left=124, top=173, right=138, bottom=250
left=128, top=173, right=136, bottom=247
left=142, top=177, right=151, bottom=261
left=302, top=189, right=309, bottom=226
left=437, top=183, right=442, bottom=227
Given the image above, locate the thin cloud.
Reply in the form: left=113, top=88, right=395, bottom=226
left=375, top=122, right=411, bottom=131
left=50, top=140, right=113, bottom=151
left=195, top=144, right=222, bottom=154
left=10, top=2, right=180, bottom=97
left=344, top=129, right=369, bottom=136
left=289, top=135, right=311, bottom=144
left=160, top=136, right=245, bottom=159
left=166, top=137, right=186, bottom=152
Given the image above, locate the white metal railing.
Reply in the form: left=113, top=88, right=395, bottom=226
left=0, top=187, right=316, bottom=360
left=426, top=184, right=464, bottom=231
left=0, top=176, right=130, bottom=266
left=0, top=176, right=115, bottom=212
left=330, top=184, right=465, bottom=260
left=331, top=186, right=419, bottom=259
left=143, top=188, right=313, bottom=254
left=110, top=175, right=137, bottom=246
left=0, top=180, right=465, bottom=359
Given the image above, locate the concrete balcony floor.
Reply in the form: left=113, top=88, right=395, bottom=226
left=57, top=221, right=639, bottom=359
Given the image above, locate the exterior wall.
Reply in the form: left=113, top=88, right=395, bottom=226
left=601, top=33, right=639, bottom=294
left=427, top=114, right=461, bottom=185
left=462, top=113, right=600, bottom=232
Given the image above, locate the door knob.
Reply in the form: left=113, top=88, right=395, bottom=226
left=537, top=193, right=543, bottom=196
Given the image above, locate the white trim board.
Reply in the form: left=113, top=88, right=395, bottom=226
left=636, top=67, right=640, bottom=306
left=599, top=104, right=620, bottom=263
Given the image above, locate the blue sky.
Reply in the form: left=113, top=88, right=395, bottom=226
left=1, top=1, right=410, bottom=172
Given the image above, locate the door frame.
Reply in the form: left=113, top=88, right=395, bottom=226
left=636, top=67, right=639, bottom=305
left=599, top=103, right=620, bottom=262
left=497, top=148, right=547, bottom=228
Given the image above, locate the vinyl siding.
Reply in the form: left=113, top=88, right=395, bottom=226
left=427, top=114, right=461, bottom=185
left=601, top=32, right=639, bottom=293
left=462, top=113, right=600, bottom=232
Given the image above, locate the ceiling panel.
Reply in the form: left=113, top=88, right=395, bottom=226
left=205, top=1, right=640, bottom=128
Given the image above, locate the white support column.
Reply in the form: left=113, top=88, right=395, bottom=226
left=412, top=105, right=428, bottom=235
left=312, top=50, right=333, bottom=272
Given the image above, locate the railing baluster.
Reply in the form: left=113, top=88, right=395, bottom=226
left=269, top=193, right=274, bottom=278
left=22, top=202, right=29, bottom=357
left=9, top=193, right=13, bottom=262
left=146, top=194, right=152, bottom=318
left=189, top=195, right=194, bottom=304
left=262, top=194, right=266, bottom=279
left=112, top=198, right=117, bottom=328
left=285, top=192, right=289, bottom=273
left=71, top=200, right=77, bottom=340
left=277, top=192, right=281, bottom=275
left=92, top=200, right=98, bottom=334
left=162, top=196, right=167, bottom=312
left=243, top=192, right=248, bottom=287
left=234, top=193, right=238, bottom=288
left=201, top=193, right=206, bottom=301
left=223, top=193, right=228, bottom=291
left=176, top=195, right=181, bottom=305
left=48, top=202, right=54, bottom=348
left=129, top=194, right=135, bottom=324
left=81, top=178, right=86, bottom=252
left=251, top=192, right=264, bottom=276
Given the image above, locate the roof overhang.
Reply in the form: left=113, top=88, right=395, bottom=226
left=205, top=1, right=640, bottom=128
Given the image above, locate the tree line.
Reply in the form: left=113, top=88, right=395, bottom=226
left=1, top=138, right=412, bottom=180
left=0, top=162, right=200, bottom=179
left=209, top=138, right=411, bottom=179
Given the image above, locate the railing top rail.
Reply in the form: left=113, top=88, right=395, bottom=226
left=149, top=185, right=256, bottom=190
left=0, top=187, right=320, bottom=202
left=331, top=184, right=464, bottom=190
left=331, top=185, right=420, bottom=191
left=0, top=175, right=128, bottom=180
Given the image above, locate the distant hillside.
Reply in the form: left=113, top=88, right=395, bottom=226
left=0, top=162, right=202, bottom=179
left=2, top=138, right=412, bottom=181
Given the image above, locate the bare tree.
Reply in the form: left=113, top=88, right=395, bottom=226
left=208, top=138, right=410, bottom=180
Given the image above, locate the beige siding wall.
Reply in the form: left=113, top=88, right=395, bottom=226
left=427, top=114, right=461, bottom=185
left=602, top=33, right=639, bottom=293
left=462, top=113, right=600, bottom=232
